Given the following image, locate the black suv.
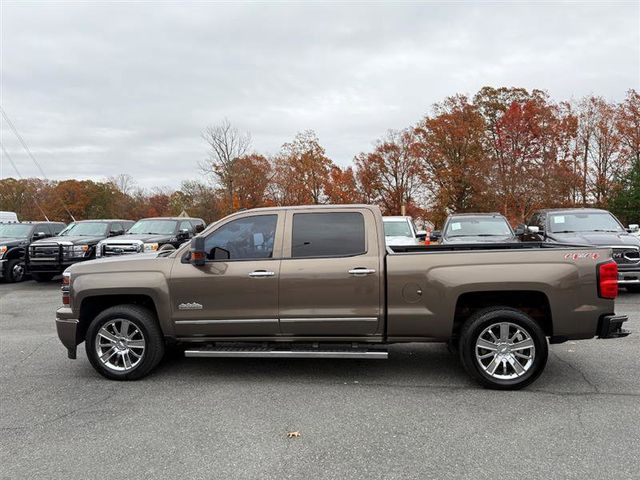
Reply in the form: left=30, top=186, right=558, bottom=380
left=0, top=221, right=66, bottom=282
left=27, top=219, right=135, bottom=282
left=96, top=217, right=205, bottom=258
left=520, top=208, right=640, bottom=293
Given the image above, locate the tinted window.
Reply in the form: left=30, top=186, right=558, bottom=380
left=51, top=223, right=65, bottom=235
left=36, top=224, right=52, bottom=236
left=383, top=220, right=413, bottom=238
left=110, top=223, right=124, bottom=235
left=59, top=222, right=108, bottom=236
left=444, top=217, right=513, bottom=238
left=548, top=212, right=624, bottom=233
left=292, top=212, right=365, bottom=258
left=179, top=221, right=194, bottom=233
left=204, top=215, right=278, bottom=260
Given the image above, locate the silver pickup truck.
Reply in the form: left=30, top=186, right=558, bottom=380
left=56, top=205, right=629, bottom=389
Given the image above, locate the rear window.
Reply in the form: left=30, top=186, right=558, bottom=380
left=292, top=212, right=365, bottom=258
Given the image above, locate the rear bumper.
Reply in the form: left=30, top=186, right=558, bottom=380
left=56, top=307, right=79, bottom=359
left=597, top=314, right=630, bottom=339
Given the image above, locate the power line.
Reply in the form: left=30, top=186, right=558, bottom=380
left=1, top=142, right=51, bottom=221
left=0, top=107, right=76, bottom=221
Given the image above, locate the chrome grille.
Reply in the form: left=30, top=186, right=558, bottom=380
left=29, top=243, right=61, bottom=262
left=102, top=242, right=141, bottom=256
left=611, top=246, right=640, bottom=266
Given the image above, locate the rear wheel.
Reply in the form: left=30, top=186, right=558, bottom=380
left=32, top=272, right=55, bottom=282
left=6, top=259, right=26, bottom=282
left=626, top=285, right=640, bottom=293
left=85, top=304, right=165, bottom=380
left=459, top=307, right=548, bottom=390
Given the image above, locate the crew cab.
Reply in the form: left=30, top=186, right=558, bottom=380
left=56, top=205, right=629, bottom=390
left=520, top=208, right=640, bottom=293
left=96, top=217, right=205, bottom=257
left=0, top=221, right=66, bottom=282
left=431, top=213, right=517, bottom=244
left=28, top=219, right=134, bottom=282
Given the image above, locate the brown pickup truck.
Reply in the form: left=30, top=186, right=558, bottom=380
left=56, top=205, right=630, bottom=389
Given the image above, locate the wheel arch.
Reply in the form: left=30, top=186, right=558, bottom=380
left=452, top=290, right=553, bottom=339
left=78, top=294, right=162, bottom=345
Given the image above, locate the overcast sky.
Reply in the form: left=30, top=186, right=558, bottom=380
left=1, top=1, right=639, bottom=190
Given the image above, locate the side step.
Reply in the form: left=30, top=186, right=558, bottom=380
left=184, top=345, right=388, bottom=359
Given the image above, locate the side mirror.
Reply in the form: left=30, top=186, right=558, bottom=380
left=211, top=246, right=230, bottom=260
left=429, top=230, right=442, bottom=242
left=195, top=224, right=205, bottom=233
left=33, top=231, right=47, bottom=239
left=416, top=230, right=427, bottom=241
left=628, top=224, right=639, bottom=233
left=178, top=228, right=190, bottom=239
left=514, top=224, right=525, bottom=236
left=190, top=237, right=206, bottom=266
left=526, top=225, right=540, bottom=234
left=110, top=230, right=124, bottom=237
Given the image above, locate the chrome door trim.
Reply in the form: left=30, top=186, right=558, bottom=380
left=279, top=317, right=379, bottom=323
left=174, top=318, right=278, bottom=325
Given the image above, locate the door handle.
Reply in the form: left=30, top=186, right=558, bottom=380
left=348, top=268, right=376, bottom=276
left=249, top=270, right=275, bottom=278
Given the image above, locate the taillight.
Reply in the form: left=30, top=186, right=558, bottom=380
left=598, top=261, right=618, bottom=299
left=62, top=272, right=71, bottom=306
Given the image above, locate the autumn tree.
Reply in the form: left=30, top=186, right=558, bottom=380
left=414, top=95, right=489, bottom=225
left=231, top=154, right=272, bottom=209
left=201, top=119, right=251, bottom=213
left=354, top=129, right=426, bottom=215
left=323, top=166, right=360, bottom=204
left=271, top=130, right=333, bottom=205
left=577, top=96, right=625, bottom=206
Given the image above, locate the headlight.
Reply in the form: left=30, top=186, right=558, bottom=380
left=143, top=243, right=159, bottom=252
left=63, top=245, right=89, bottom=258
left=0, top=246, right=7, bottom=256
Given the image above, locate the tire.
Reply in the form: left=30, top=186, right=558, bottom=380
left=626, top=285, right=640, bottom=293
left=6, top=259, right=26, bottom=283
left=32, top=272, right=55, bottom=282
left=85, top=304, right=165, bottom=380
left=459, top=307, right=548, bottom=390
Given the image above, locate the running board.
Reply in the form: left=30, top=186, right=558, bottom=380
left=184, top=346, right=388, bottom=359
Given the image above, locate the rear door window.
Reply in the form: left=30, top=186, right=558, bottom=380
left=291, top=212, right=365, bottom=258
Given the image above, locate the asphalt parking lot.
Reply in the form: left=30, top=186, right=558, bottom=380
left=1, top=280, right=639, bottom=480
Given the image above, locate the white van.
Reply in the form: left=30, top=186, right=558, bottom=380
left=0, top=211, right=18, bottom=222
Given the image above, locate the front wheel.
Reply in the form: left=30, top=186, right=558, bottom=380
left=459, top=307, right=548, bottom=390
left=6, top=259, right=26, bottom=282
left=85, top=304, right=165, bottom=380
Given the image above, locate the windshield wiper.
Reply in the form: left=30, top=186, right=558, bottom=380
left=591, top=229, right=619, bottom=233
left=552, top=230, right=576, bottom=233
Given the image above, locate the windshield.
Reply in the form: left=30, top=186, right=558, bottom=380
left=445, top=217, right=513, bottom=238
left=127, top=220, right=177, bottom=235
left=0, top=224, right=33, bottom=238
left=383, top=220, right=413, bottom=238
left=549, top=212, right=624, bottom=233
left=59, top=222, right=108, bottom=237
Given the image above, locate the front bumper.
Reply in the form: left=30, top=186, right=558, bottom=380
left=56, top=307, right=79, bottom=359
left=618, top=270, right=640, bottom=285
left=597, top=314, right=630, bottom=339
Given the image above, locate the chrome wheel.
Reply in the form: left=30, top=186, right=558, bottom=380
left=11, top=262, right=25, bottom=282
left=94, top=319, right=146, bottom=372
left=475, top=322, right=535, bottom=380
